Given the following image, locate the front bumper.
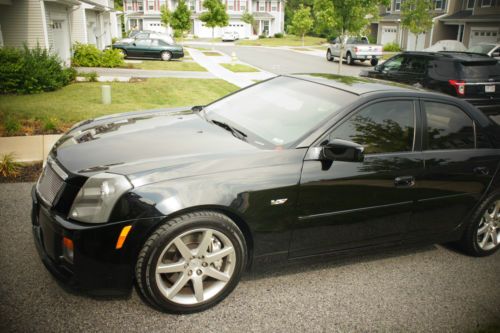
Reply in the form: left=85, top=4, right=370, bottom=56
left=31, top=186, right=163, bottom=296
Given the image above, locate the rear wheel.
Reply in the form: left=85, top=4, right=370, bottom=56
left=371, top=58, right=379, bottom=66
left=459, top=192, right=500, bottom=257
left=118, top=49, right=127, bottom=58
left=326, top=49, right=333, bottom=62
left=135, top=211, right=247, bottom=313
left=346, top=52, right=353, bottom=65
left=161, top=51, right=172, bottom=61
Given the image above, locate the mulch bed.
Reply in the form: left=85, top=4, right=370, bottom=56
left=0, top=162, right=42, bottom=183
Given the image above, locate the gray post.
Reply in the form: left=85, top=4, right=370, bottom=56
left=101, top=85, right=111, bottom=105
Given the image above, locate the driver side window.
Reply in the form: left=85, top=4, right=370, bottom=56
left=328, top=100, right=415, bottom=154
left=383, top=55, right=405, bottom=71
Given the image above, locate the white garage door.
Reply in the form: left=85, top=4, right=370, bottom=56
left=224, top=21, right=248, bottom=39
left=381, top=26, right=397, bottom=45
left=469, top=28, right=499, bottom=47
left=407, top=32, right=426, bottom=51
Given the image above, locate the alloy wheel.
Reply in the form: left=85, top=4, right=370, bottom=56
left=155, top=228, right=236, bottom=305
left=161, top=51, right=172, bottom=61
left=476, top=199, right=500, bottom=251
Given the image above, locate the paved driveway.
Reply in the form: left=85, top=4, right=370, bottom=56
left=1, top=182, right=499, bottom=332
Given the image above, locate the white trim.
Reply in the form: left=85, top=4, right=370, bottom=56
left=466, top=0, right=475, bottom=10
left=480, top=0, right=492, bottom=7
left=40, top=0, right=50, bottom=49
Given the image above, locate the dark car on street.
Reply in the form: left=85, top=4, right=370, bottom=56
left=112, top=38, right=184, bottom=61
left=32, top=74, right=500, bottom=313
left=362, top=51, right=500, bottom=112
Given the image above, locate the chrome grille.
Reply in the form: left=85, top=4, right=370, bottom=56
left=37, top=163, right=65, bottom=206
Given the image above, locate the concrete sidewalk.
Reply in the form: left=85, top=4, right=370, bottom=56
left=0, top=135, right=61, bottom=162
left=76, top=67, right=215, bottom=79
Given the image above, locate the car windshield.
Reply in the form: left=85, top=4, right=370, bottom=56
left=204, top=76, right=355, bottom=148
left=467, top=44, right=495, bottom=54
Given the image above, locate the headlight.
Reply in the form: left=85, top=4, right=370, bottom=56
left=69, top=173, right=133, bottom=223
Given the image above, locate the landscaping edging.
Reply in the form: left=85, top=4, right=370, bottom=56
left=0, top=134, right=61, bottom=162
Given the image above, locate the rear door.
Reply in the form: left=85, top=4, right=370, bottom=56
left=385, top=55, right=429, bottom=85
left=408, top=99, right=500, bottom=238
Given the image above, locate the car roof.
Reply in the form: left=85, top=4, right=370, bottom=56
left=288, top=73, right=421, bottom=96
left=401, top=51, right=494, bottom=62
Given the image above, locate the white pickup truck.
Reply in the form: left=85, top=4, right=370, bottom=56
left=326, top=36, right=383, bottom=66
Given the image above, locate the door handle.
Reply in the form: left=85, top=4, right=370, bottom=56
left=394, top=176, right=415, bottom=188
left=473, top=167, right=490, bottom=175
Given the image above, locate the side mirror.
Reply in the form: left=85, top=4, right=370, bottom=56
left=133, top=42, right=136, bottom=46
left=321, top=139, right=364, bottom=163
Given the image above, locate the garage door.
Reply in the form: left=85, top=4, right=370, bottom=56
left=407, top=32, right=426, bottom=51
left=224, top=21, right=248, bottom=39
left=469, top=28, right=499, bottom=47
left=381, top=26, right=397, bottom=45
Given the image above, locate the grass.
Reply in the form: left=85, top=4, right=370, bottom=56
left=202, top=51, right=223, bottom=56
left=131, top=60, right=207, bottom=71
left=220, top=63, right=259, bottom=73
left=237, top=35, right=326, bottom=47
left=0, top=78, right=238, bottom=136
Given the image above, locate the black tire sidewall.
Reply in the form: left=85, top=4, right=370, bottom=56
left=371, top=58, right=378, bottom=66
left=142, top=213, right=246, bottom=313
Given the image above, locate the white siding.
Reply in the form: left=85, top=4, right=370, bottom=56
left=71, top=5, right=88, bottom=44
left=0, top=0, right=46, bottom=48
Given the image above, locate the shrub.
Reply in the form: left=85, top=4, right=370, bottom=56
left=383, top=42, right=402, bottom=52
left=71, top=43, right=124, bottom=68
left=42, top=117, right=59, bottom=133
left=259, top=34, right=267, bottom=39
left=0, top=153, right=21, bottom=178
left=174, top=30, right=182, bottom=38
left=274, top=33, right=284, bottom=38
left=4, top=117, right=21, bottom=136
left=0, top=45, right=73, bottom=94
left=77, top=71, right=99, bottom=82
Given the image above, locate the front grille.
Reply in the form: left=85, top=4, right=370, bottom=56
left=37, top=164, right=65, bottom=206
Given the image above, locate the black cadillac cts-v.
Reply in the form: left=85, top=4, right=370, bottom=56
left=32, top=74, right=500, bottom=313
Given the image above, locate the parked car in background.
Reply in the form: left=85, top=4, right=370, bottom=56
left=113, top=38, right=184, bottom=61
left=222, top=31, right=239, bottom=42
left=423, top=40, right=466, bottom=52
left=362, top=51, right=500, bottom=112
left=119, top=30, right=174, bottom=45
left=467, top=43, right=500, bottom=61
left=326, top=36, right=382, bottom=66
left=32, top=74, right=500, bottom=314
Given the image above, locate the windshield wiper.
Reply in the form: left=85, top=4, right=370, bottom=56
left=211, top=119, right=247, bottom=140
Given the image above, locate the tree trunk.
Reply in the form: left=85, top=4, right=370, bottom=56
left=302, top=33, right=305, bottom=47
left=337, top=30, right=344, bottom=75
left=212, top=27, right=215, bottom=50
left=415, top=33, right=418, bottom=51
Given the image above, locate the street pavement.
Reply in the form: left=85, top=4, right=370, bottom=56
left=188, top=43, right=372, bottom=76
left=1, top=182, right=500, bottom=333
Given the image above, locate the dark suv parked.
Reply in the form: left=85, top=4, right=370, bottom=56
left=363, top=51, right=500, bottom=112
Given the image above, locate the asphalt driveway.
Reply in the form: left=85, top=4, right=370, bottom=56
left=1, top=182, right=499, bottom=333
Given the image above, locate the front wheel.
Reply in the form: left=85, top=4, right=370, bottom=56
left=161, top=51, right=172, bottom=61
left=326, top=49, right=333, bottom=62
left=135, top=211, right=247, bottom=313
left=459, top=192, right=500, bottom=257
left=346, top=52, right=353, bottom=65
left=371, top=58, right=379, bottom=66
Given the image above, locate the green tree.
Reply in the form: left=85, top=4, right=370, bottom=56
left=401, top=0, right=434, bottom=51
left=290, top=5, right=314, bottom=46
left=199, top=0, right=229, bottom=40
left=241, top=10, right=255, bottom=35
left=171, top=0, right=192, bottom=43
left=312, top=0, right=335, bottom=37
left=315, top=0, right=389, bottom=73
left=160, top=5, right=172, bottom=29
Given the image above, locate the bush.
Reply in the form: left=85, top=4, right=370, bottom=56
left=173, top=30, right=182, bottom=38
left=0, top=153, right=21, bottom=178
left=0, top=45, right=74, bottom=94
left=383, top=42, right=402, bottom=52
left=259, top=34, right=267, bottom=39
left=274, top=33, right=284, bottom=38
left=71, top=43, right=124, bottom=68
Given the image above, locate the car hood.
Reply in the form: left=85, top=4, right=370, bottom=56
left=52, top=107, right=282, bottom=185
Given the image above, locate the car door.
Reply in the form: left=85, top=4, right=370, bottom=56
left=291, top=99, right=424, bottom=258
left=130, top=39, right=152, bottom=57
left=396, top=56, right=429, bottom=85
left=408, top=99, right=500, bottom=239
left=145, top=39, right=160, bottom=58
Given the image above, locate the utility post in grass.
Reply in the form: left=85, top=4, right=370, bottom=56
left=171, top=0, right=192, bottom=44
left=401, top=0, right=434, bottom=51
left=290, top=5, right=313, bottom=47
left=314, top=0, right=388, bottom=74
left=200, top=0, right=229, bottom=49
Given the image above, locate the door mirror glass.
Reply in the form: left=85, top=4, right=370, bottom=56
left=321, top=139, right=365, bottom=162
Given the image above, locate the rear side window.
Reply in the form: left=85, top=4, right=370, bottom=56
left=401, top=56, right=428, bottom=74
left=329, top=100, right=415, bottom=154
left=424, top=102, right=474, bottom=150
left=459, top=61, right=500, bottom=79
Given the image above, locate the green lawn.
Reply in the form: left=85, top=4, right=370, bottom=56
left=0, top=78, right=238, bottom=136
left=202, top=51, right=223, bottom=56
left=220, top=63, right=259, bottom=72
left=131, top=60, right=207, bottom=71
left=237, top=35, right=326, bottom=47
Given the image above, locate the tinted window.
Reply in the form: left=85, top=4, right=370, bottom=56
left=329, top=100, right=415, bottom=154
left=206, top=77, right=356, bottom=147
left=151, top=39, right=159, bottom=46
left=459, top=61, right=500, bottom=79
left=425, top=102, right=474, bottom=150
left=135, top=39, right=151, bottom=46
left=401, top=56, right=428, bottom=74
left=383, top=55, right=404, bottom=71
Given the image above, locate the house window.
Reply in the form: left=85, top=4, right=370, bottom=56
left=127, top=4, right=132, bottom=10
left=394, top=0, right=401, bottom=11
left=466, top=0, right=475, bottom=9
left=240, top=3, right=246, bottom=10
left=259, top=3, right=265, bottom=11
left=435, top=0, right=445, bottom=9
left=271, top=1, right=277, bottom=11
left=228, top=0, right=234, bottom=10
left=189, top=0, right=196, bottom=10
left=481, top=0, right=492, bottom=6
left=149, top=4, right=154, bottom=10
left=138, top=1, right=143, bottom=10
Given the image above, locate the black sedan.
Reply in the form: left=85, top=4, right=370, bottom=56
left=112, top=38, right=184, bottom=61
left=32, top=74, right=500, bottom=313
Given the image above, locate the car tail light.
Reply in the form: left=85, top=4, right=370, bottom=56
left=449, top=80, right=466, bottom=96
left=354, top=47, right=359, bottom=52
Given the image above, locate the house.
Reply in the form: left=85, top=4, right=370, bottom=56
left=373, top=0, right=500, bottom=50
left=122, top=0, right=285, bottom=39
left=0, top=0, right=121, bottom=64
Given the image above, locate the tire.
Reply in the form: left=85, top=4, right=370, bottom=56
left=458, top=191, right=500, bottom=257
left=326, top=49, right=333, bottom=62
left=135, top=211, right=247, bottom=313
left=371, top=58, right=379, bottom=66
left=346, top=52, right=353, bottom=65
left=161, top=51, right=172, bottom=61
